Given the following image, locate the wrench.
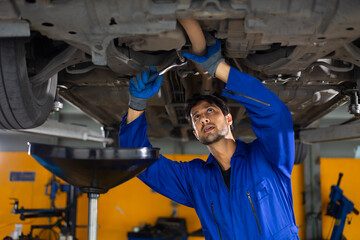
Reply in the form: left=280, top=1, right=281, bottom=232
left=159, top=59, right=188, bottom=76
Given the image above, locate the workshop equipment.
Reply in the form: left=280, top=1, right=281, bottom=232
left=128, top=217, right=187, bottom=240
left=10, top=177, right=79, bottom=239
left=326, top=173, right=359, bottom=240
left=28, top=142, right=159, bottom=240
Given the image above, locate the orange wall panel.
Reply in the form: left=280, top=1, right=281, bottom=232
left=292, top=163, right=305, bottom=239
left=0, top=152, right=64, bottom=238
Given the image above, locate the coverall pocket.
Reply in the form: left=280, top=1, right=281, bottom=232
left=271, top=225, right=299, bottom=240
left=252, top=179, right=294, bottom=238
left=254, top=180, right=269, bottom=201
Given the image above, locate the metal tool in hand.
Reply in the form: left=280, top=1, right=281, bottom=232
left=159, top=59, right=188, bottom=76
left=159, top=50, right=187, bottom=76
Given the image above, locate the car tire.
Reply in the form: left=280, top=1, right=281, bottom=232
left=0, top=38, right=57, bottom=129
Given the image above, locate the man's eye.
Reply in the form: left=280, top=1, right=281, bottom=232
left=208, top=108, right=214, bottom=113
left=194, top=115, right=200, bottom=120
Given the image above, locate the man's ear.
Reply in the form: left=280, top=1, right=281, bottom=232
left=226, top=113, right=233, bottom=127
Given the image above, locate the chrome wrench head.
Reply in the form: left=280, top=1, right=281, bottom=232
left=159, top=60, right=188, bottom=76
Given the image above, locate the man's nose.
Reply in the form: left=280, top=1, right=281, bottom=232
left=200, top=115, right=210, bottom=125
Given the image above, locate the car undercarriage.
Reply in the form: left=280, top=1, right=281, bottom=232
left=1, top=0, right=360, bottom=142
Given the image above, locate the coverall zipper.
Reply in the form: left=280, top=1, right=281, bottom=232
left=246, top=191, right=262, bottom=234
left=211, top=203, right=223, bottom=240
left=224, top=87, right=270, bottom=106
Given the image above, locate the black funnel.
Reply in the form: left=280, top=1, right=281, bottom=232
left=28, top=143, right=159, bottom=194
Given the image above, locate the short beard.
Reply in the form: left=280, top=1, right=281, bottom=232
left=199, top=133, right=223, bottom=145
left=199, top=125, right=228, bottom=145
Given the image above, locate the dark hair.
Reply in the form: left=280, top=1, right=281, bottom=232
left=185, top=94, right=233, bottom=129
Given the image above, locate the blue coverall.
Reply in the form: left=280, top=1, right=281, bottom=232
left=119, top=66, right=299, bottom=239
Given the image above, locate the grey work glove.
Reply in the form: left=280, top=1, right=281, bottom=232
left=182, top=39, right=224, bottom=77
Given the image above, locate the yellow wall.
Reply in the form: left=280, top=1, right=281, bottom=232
left=292, top=163, right=305, bottom=239
left=320, top=158, right=360, bottom=239
left=0, top=152, right=305, bottom=239
left=0, top=152, right=68, bottom=239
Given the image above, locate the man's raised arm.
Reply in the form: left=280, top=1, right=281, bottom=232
left=183, top=39, right=295, bottom=178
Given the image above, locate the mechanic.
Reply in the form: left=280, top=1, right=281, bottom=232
left=119, top=39, right=299, bottom=239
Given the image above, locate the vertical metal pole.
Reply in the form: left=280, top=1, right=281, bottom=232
left=304, top=143, right=322, bottom=240
left=68, top=185, right=78, bottom=239
left=88, top=193, right=99, bottom=240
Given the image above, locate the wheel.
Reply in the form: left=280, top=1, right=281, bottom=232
left=0, top=38, right=57, bottom=129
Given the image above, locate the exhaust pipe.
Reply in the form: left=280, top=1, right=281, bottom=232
left=178, top=18, right=213, bottom=95
left=178, top=19, right=206, bottom=55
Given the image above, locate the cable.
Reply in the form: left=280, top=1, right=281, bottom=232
left=65, top=65, right=108, bottom=74
left=309, top=61, right=354, bottom=72
left=38, top=228, right=59, bottom=240
left=326, top=218, right=335, bottom=240
left=51, top=229, right=59, bottom=240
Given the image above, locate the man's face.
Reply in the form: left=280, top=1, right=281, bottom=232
left=190, top=100, right=232, bottom=145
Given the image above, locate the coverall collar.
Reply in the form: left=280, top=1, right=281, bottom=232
left=205, top=139, right=247, bottom=167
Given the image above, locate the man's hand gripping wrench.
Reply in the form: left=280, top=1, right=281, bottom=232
left=159, top=50, right=270, bottom=107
